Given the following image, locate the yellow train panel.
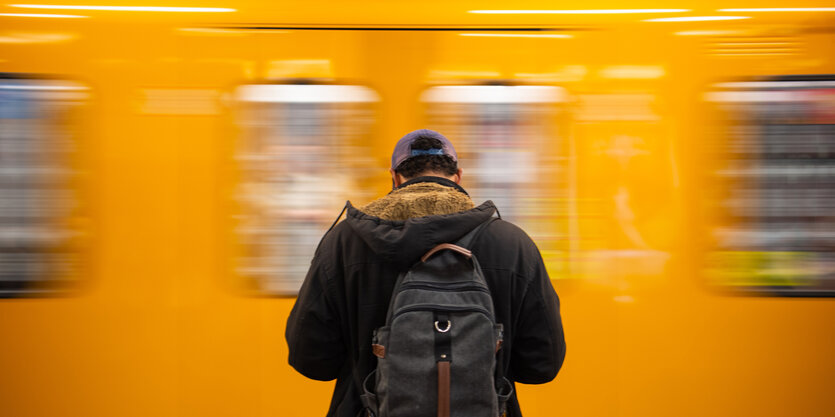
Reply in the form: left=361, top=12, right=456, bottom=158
left=1, top=4, right=834, bottom=417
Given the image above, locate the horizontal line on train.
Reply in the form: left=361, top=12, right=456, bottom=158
left=219, top=26, right=583, bottom=32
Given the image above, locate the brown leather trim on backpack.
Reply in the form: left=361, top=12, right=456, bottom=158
left=421, top=243, right=472, bottom=263
left=437, top=361, right=451, bottom=417
left=496, top=340, right=503, bottom=353
left=372, top=344, right=386, bottom=358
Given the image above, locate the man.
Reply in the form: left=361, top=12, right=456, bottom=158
left=286, top=129, right=566, bottom=416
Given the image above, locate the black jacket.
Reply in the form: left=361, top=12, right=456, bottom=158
left=286, top=178, right=566, bottom=417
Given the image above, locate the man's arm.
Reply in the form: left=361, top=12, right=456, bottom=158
left=285, top=255, right=346, bottom=381
left=510, top=252, right=566, bottom=384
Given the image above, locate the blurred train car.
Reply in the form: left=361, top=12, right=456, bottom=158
left=1, top=2, right=834, bottom=416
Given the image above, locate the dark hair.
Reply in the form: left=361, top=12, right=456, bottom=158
left=394, top=136, right=458, bottom=179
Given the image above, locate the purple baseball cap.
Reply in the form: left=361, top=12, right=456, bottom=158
left=391, top=129, right=458, bottom=170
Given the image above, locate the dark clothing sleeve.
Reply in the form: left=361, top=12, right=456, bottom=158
left=509, top=256, right=566, bottom=384
left=286, top=255, right=346, bottom=381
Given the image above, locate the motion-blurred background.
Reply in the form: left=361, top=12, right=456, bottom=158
left=1, top=2, right=834, bottom=416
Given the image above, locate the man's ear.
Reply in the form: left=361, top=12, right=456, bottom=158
left=390, top=169, right=403, bottom=188
left=454, top=168, right=463, bottom=184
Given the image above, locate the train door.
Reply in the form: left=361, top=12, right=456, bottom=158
left=233, top=83, right=378, bottom=295
left=706, top=76, right=835, bottom=295
left=0, top=76, right=89, bottom=296
left=572, top=74, right=680, bottom=282
left=422, top=84, right=571, bottom=276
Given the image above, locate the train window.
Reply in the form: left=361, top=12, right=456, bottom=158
left=706, top=76, right=835, bottom=296
left=422, top=85, right=570, bottom=275
left=0, top=75, right=88, bottom=297
left=233, top=83, right=378, bottom=295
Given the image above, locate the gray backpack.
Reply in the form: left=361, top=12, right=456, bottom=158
left=361, top=219, right=513, bottom=417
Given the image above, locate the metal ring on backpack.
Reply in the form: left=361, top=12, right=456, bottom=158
left=434, top=320, right=451, bottom=333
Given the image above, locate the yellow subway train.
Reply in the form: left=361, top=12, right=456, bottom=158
left=1, top=2, right=834, bottom=416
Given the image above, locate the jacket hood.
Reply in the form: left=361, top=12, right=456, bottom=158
left=344, top=180, right=496, bottom=264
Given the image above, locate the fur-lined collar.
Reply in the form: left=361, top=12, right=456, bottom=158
left=359, top=179, right=474, bottom=221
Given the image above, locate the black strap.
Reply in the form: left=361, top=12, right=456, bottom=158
left=396, top=176, right=469, bottom=196
left=359, top=370, right=379, bottom=417
left=312, top=201, right=349, bottom=256
left=327, top=201, right=350, bottom=233
left=383, top=271, right=407, bottom=323
left=494, top=322, right=511, bottom=414
left=456, top=216, right=498, bottom=250
left=496, top=376, right=513, bottom=417
left=433, top=312, right=452, bottom=362
left=434, top=312, right=452, bottom=417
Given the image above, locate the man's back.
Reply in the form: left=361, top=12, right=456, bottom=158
left=287, top=188, right=565, bottom=416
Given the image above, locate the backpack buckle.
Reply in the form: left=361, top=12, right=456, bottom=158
left=434, top=320, right=451, bottom=333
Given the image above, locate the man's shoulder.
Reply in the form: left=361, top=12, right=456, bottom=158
left=481, top=218, right=537, bottom=245
left=473, top=218, right=543, bottom=273
left=316, top=220, right=360, bottom=251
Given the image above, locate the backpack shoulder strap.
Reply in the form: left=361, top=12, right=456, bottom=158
left=326, top=201, right=350, bottom=233
left=312, top=201, right=350, bottom=255
left=455, top=216, right=498, bottom=250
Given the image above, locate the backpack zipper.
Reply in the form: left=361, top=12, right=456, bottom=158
left=391, top=304, right=494, bottom=323
left=398, top=281, right=491, bottom=294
